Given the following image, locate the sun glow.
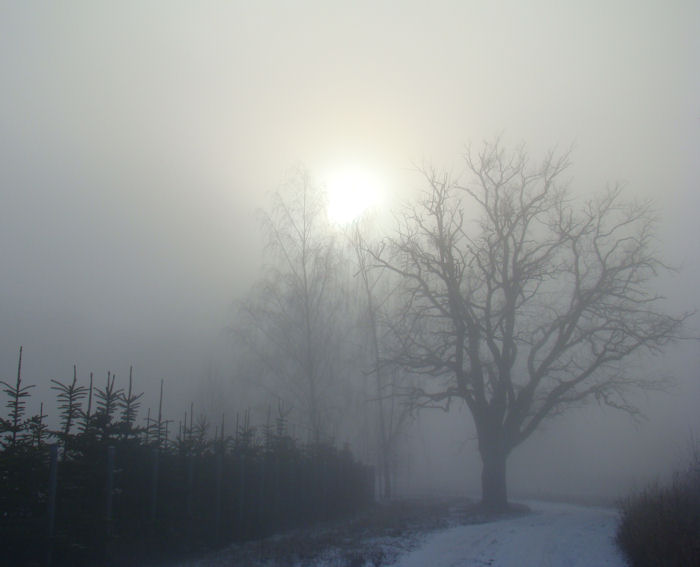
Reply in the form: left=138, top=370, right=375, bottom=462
left=325, top=167, right=384, bottom=225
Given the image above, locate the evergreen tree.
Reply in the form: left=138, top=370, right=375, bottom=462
left=0, top=347, right=34, bottom=450
left=118, top=366, right=144, bottom=441
left=50, top=365, right=87, bottom=458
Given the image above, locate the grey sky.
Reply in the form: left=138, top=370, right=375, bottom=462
left=1, top=1, right=699, bottom=494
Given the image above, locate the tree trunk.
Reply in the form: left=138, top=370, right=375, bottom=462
left=480, top=444, right=508, bottom=511
left=383, top=460, right=392, bottom=499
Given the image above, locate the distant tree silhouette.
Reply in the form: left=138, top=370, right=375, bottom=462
left=239, top=168, right=345, bottom=444
left=350, top=223, right=413, bottom=498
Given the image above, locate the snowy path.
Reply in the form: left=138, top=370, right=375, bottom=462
left=395, top=501, right=628, bottom=567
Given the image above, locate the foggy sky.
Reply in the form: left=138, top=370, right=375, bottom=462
left=1, top=1, right=699, bottom=498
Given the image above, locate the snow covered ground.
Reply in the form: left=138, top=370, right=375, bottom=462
left=172, top=500, right=628, bottom=567
left=395, top=501, right=627, bottom=567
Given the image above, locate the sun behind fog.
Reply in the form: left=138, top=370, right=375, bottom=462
left=325, top=167, right=383, bottom=225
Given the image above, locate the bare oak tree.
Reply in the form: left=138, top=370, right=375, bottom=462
left=374, top=141, right=689, bottom=510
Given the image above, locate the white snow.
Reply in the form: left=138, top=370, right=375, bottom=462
left=394, top=501, right=628, bottom=567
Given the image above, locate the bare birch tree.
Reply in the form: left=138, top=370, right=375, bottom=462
left=350, top=223, right=413, bottom=498
left=239, top=168, right=343, bottom=444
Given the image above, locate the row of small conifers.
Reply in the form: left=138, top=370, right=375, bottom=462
left=0, top=350, right=374, bottom=567
left=3, top=440, right=372, bottom=566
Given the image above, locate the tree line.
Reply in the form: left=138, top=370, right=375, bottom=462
left=234, top=140, right=689, bottom=511
left=0, top=348, right=374, bottom=567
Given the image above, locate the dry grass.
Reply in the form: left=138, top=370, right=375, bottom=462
left=616, top=454, right=700, bottom=567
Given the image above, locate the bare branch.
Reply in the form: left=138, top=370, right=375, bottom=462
left=377, top=140, right=688, bottom=471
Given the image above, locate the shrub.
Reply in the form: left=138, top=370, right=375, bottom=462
left=617, top=448, right=700, bottom=567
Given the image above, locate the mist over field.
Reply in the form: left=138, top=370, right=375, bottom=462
left=1, top=1, right=699, bottom=508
